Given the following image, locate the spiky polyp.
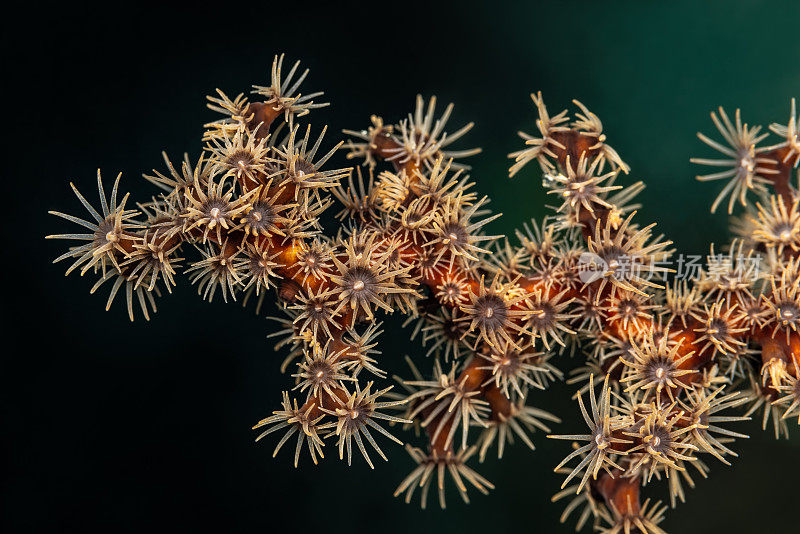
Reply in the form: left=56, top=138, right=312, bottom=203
left=48, top=56, right=800, bottom=533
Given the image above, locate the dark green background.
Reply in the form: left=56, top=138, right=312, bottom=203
left=8, top=1, right=799, bottom=532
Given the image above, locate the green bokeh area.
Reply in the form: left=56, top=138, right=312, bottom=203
left=10, top=1, right=799, bottom=533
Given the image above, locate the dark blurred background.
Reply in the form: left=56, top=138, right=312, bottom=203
left=6, top=1, right=800, bottom=532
